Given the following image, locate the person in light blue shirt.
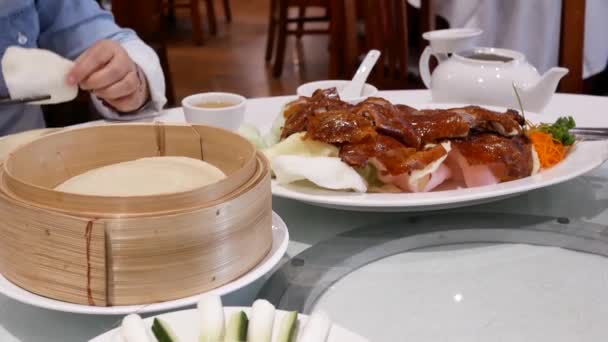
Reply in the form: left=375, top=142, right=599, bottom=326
left=0, top=0, right=167, bottom=136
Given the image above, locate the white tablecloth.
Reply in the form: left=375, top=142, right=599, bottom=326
left=410, top=0, right=608, bottom=78
left=1, top=91, right=608, bottom=341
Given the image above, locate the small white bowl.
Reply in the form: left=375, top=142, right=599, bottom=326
left=297, top=80, right=378, bottom=104
left=181, top=92, right=246, bottom=131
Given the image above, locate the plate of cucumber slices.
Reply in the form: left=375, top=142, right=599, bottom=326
left=89, top=295, right=369, bottom=342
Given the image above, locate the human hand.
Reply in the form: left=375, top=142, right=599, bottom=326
left=66, top=40, right=149, bottom=113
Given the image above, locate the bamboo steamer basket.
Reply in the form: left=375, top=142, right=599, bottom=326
left=0, top=123, right=273, bottom=306
left=0, top=128, right=59, bottom=162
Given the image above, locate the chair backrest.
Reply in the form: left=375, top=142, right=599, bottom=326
left=558, top=0, right=586, bottom=93
left=330, top=0, right=436, bottom=89
left=111, top=0, right=176, bottom=105
left=111, top=0, right=164, bottom=41
left=363, top=0, right=409, bottom=88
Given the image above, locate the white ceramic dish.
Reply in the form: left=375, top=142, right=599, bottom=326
left=419, top=28, right=567, bottom=112
left=181, top=92, right=246, bottom=131
left=264, top=103, right=608, bottom=212
left=297, top=80, right=378, bottom=104
left=89, top=307, right=369, bottom=342
left=0, top=212, right=289, bottom=315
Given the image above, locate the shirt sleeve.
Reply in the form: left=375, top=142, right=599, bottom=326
left=35, top=0, right=167, bottom=119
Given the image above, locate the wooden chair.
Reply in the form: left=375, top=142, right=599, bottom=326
left=558, top=0, right=585, bottom=93
left=112, top=0, right=176, bottom=106
left=265, top=0, right=331, bottom=78
left=165, top=0, right=233, bottom=45
left=329, top=0, right=436, bottom=89
left=329, top=0, right=407, bottom=88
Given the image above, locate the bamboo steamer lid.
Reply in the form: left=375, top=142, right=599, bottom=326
left=0, top=123, right=273, bottom=306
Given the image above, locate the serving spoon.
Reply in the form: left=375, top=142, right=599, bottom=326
left=339, top=49, right=381, bottom=100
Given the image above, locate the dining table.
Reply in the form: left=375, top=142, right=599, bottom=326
left=1, top=90, right=608, bottom=342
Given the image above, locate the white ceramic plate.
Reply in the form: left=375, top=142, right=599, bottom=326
left=258, top=103, right=608, bottom=212
left=89, top=306, right=369, bottom=342
left=0, top=212, right=289, bottom=315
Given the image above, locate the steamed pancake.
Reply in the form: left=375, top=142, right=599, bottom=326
left=55, top=156, right=226, bottom=196
left=2, top=47, right=78, bottom=105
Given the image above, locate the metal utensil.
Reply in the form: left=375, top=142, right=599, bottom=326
left=570, top=127, right=608, bottom=141
left=0, top=95, right=51, bottom=106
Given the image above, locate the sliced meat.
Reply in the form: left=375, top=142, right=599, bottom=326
left=395, top=104, right=419, bottom=115
left=365, top=140, right=453, bottom=193
left=402, top=109, right=472, bottom=144
left=340, top=135, right=448, bottom=176
left=449, top=133, right=533, bottom=187
left=282, top=101, right=310, bottom=138
left=312, top=87, right=341, bottom=100
left=380, top=143, right=450, bottom=175
left=378, top=159, right=452, bottom=193
left=307, top=110, right=376, bottom=144
left=354, top=98, right=421, bottom=147
left=448, top=105, right=524, bottom=136
left=281, top=88, right=352, bottom=139
left=340, top=135, right=410, bottom=168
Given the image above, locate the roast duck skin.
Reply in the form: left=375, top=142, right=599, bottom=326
left=279, top=88, right=534, bottom=192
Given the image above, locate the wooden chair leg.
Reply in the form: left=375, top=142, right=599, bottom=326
left=559, top=0, right=585, bottom=93
left=272, top=0, right=289, bottom=78
left=158, top=45, right=176, bottom=106
left=157, top=0, right=176, bottom=105
left=328, top=0, right=344, bottom=79
left=297, top=6, right=306, bottom=39
left=265, top=0, right=277, bottom=61
left=205, top=0, right=218, bottom=35
left=223, top=0, right=232, bottom=22
left=167, top=0, right=177, bottom=26
left=190, top=0, right=204, bottom=45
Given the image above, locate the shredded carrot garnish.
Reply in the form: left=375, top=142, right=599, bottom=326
left=527, top=130, right=567, bottom=168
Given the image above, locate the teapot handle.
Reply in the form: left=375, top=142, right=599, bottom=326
left=419, top=46, right=433, bottom=89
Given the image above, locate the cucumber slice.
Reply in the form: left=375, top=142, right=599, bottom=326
left=275, top=311, right=298, bottom=342
left=247, top=299, right=276, bottom=342
left=151, top=318, right=180, bottom=342
left=121, top=314, right=151, bottom=342
left=198, top=295, right=226, bottom=342
left=224, top=311, right=249, bottom=342
left=297, top=310, right=331, bottom=342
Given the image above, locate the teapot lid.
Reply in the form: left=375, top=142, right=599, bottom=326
left=422, top=28, right=482, bottom=54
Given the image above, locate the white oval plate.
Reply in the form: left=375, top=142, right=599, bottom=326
left=262, top=104, right=608, bottom=212
left=89, top=306, right=369, bottom=342
left=0, top=212, right=289, bottom=315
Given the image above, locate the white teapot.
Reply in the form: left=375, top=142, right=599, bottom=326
left=419, top=28, right=568, bottom=112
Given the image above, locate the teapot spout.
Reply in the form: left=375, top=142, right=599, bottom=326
left=519, top=67, right=569, bottom=112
